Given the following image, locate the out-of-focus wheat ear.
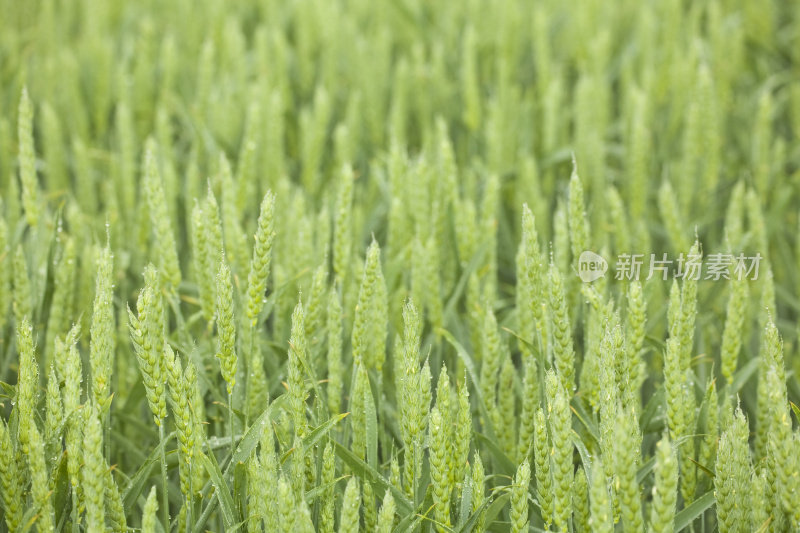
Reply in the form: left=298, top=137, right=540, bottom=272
left=478, top=173, right=499, bottom=301
left=26, top=423, right=55, bottom=532
left=434, top=364, right=454, bottom=482
left=304, top=264, right=327, bottom=351
left=765, top=366, right=794, bottom=524
left=333, top=164, right=354, bottom=284
left=723, top=181, right=746, bottom=251
left=589, top=457, right=613, bottom=533
left=246, top=454, right=266, bottom=533
left=217, top=152, right=249, bottom=276
left=478, top=305, right=501, bottom=420
left=326, top=287, right=344, bottom=417
left=533, top=407, right=553, bottom=528
left=663, top=336, right=684, bottom=444
left=299, top=86, right=331, bottom=194
left=429, top=405, right=452, bottom=531
left=752, top=90, right=773, bottom=201
left=215, top=255, right=237, bottom=396
left=376, top=488, right=396, bottom=533
left=786, top=433, right=800, bottom=529
left=261, top=87, right=285, bottom=189
left=697, top=380, right=719, bottom=496
left=373, top=244, right=389, bottom=373
left=597, top=323, right=619, bottom=479
left=721, top=276, right=748, bottom=387
left=45, top=236, right=76, bottom=365
left=143, top=139, right=181, bottom=289
left=658, top=179, right=689, bottom=253
left=678, top=240, right=700, bottom=369
left=129, top=276, right=166, bottom=425
left=290, top=433, right=306, bottom=497
left=362, top=481, right=377, bottom=532
left=715, top=407, right=752, bottom=533
left=399, top=299, right=422, bottom=496
left=60, top=323, right=82, bottom=414
left=568, top=166, right=589, bottom=268
left=471, top=452, right=486, bottom=532
left=18, top=88, right=40, bottom=227
left=83, top=405, right=105, bottom=531
left=351, top=239, right=383, bottom=371
left=625, top=280, right=646, bottom=396
left=510, top=459, right=530, bottom=533
left=744, top=189, right=769, bottom=276
left=699, top=65, right=720, bottom=210
left=495, top=354, right=516, bottom=458
left=453, top=197, right=478, bottom=270
left=338, top=476, right=361, bottom=533
left=105, top=461, right=127, bottom=532
left=89, top=245, right=115, bottom=413
left=0, top=419, right=23, bottom=531
left=16, top=317, right=39, bottom=452
left=186, top=362, right=207, bottom=493
left=245, top=339, right=269, bottom=420
left=607, top=186, right=631, bottom=254
left=389, top=454, right=401, bottom=490
left=572, top=466, right=590, bottom=533
left=142, top=486, right=158, bottom=533
left=278, top=475, right=297, bottom=531
left=517, top=357, right=539, bottom=464
left=460, top=25, right=480, bottom=131
left=349, top=363, right=368, bottom=461
left=755, top=319, right=785, bottom=461
left=454, top=380, right=472, bottom=489
left=650, top=434, right=678, bottom=533
left=520, top=204, right=546, bottom=356
left=44, top=365, right=63, bottom=463
left=258, top=425, right=279, bottom=532
left=64, top=405, right=85, bottom=512
left=413, top=234, right=442, bottom=329
left=319, top=441, right=336, bottom=533
left=235, top=100, right=261, bottom=214
left=751, top=467, right=769, bottom=532
left=191, top=200, right=215, bottom=324
left=288, top=300, right=309, bottom=438
left=41, top=101, right=67, bottom=194
left=613, top=404, right=643, bottom=533
left=0, top=211, right=9, bottom=332
left=205, top=184, right=224, bottom=288
left=547, top=371, right=574, bottom=532
left=552, top=199, right=570, bottom=277
left=12, top=244, right=32, bottom=328
left=165, top=346, right=194, bottom=498
left=549, top=264, right=575, bottom=393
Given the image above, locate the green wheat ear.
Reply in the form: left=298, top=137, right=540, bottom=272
left=89, top=245, right=115, bottom=413
left=83, top=405, right=106, bottom=532
left=142, top=486, right=159, bottom=533
left=0, top=419, right=23, bottom=531
left=650, top=433, right=678, bottom=533
left=510, top=459, right=531, bottom=533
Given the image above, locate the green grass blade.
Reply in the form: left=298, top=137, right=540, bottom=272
left=198, top=451, right=238, bottom=529
left=332, top=440, right=413, bottom=513
left=674, top=491, right=715, bottom=531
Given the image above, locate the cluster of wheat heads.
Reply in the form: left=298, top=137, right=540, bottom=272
left=1, top=0, right=800, bottom=531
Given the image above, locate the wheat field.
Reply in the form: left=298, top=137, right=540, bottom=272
left=1, top=0, right=800, bottom=532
